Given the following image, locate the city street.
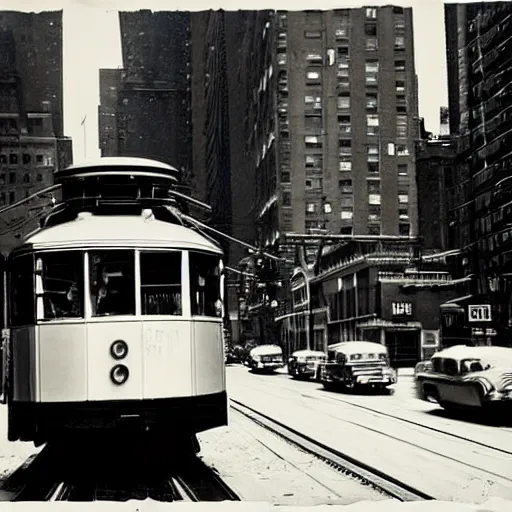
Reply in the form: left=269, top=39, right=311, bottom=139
left=226, top=365, right=512, bottom=503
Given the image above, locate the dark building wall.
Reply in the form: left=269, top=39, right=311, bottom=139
left=98, top=69, right=122, bottom=157
left=116, top=11, right=192, bottom=180
left=0, top=10, right=63, bottom=137
left=380, top=282, right=458, bottom=330
left=415, top=139, right=456, bottom=252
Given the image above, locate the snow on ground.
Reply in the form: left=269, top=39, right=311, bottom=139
left=226, top=365, right=512, bottom=503
left=198, top=406, right=389, bottom=506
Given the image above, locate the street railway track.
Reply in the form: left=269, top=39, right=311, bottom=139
left=230, top=399, right=434, bottom=502
left=4, top=446, right=240, bottom=502
left=301, top=391, right=512, bottom=456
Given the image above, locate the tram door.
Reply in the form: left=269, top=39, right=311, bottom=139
left=385, top=330, right=421, bottom=368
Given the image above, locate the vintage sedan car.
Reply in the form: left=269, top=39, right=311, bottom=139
left=288, top=349, right=327, bottom=379
left=246, top=344, right=284, bottom=373
left=415, top=345, right=512, bottom=411
left=317, top=341, right=397, bottom=391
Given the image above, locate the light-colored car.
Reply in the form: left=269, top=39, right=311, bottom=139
left=288, top=349, right=327, bottom=379
left=317, top=340, right=397, bottom=391
left=247, top=344, right=284, bottom=373
left=415, top=345, right=512, bottom=411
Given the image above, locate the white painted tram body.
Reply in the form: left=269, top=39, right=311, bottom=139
left=3, top=158, right=228, bottom=447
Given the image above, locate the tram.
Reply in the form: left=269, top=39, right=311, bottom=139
left=1, top=157, right=228, bottom=450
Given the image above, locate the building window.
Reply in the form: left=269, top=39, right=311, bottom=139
left=394, top=36, right=405, bottom=50
left=305, top=115, right=322, bottom=131
left=278, top=54, right=287, bottom=66
left=399, top=207, right=409, bottom=221
left=282, top=191, right=291, bottom=206
left=367, top=144, right=379, bottom=162
left=339, top=139, right=352, bottom=156
left=324, top=202, right=332, bottom=214
left=305, top=30, right=321, bottom=39
left=281, top=171, right=291, bottom=183
left=339, top=159, right=352, bottom=172
left=22, top=153, right=31, bottom=164
left=398, top=194, right=409, bottom=204
left=341, top=210, right=353, bottom=220
left=305, top=177, right=322, bottom=190
left=398, top=164, right=408, bottom=176
left=396, top=80, right=405, bottom=92
left=9, top=153, right=18, bottom=165
left=306, top=52, right=322, bottom=64
left=0, top=155, right=6, bottom=164
left=9, top=172, right=15, bottom=184
left=306, top=202, right=316, bottom=213
left=23, top=173, right=30, bottom=183
left=366, top=7, right=377, bottom=19
left=397, top=144, right=409, bottom=156
left=368, top=162, right=379, bottom=174
left=338, top=115, right=351, bottom=134
left=341, top=196, right=353, bottom=208
left=9, top=191, right=15, bottom=204
left=367, top=114, right=379, bottom=135
left=396, top=96, right=407, bottom=113
left=306, top=70, right=321, bottom=83
left=305, top=135, right=322, bottom=148
left=337, top=95, right=350, bottom=109
left=366, top=38, right=378, bottom=51
left=396, top=115, right=407, bottom=137
left=365, top=60, right=378, bottom=84
left=365, top=24, right=377, bottom=36
left=339, top=179, right=353, bottom=194
left=368, top=204, right=381, bottom=222
left=399, top=224, right=410, bottom=236
left=367, top=180, right=380, bottom=194
left=369, top=194, right=381, bottom=205
left=0, top=192, right=5, bottom=205
left=395, top=60, right=406, bottom=71
left=306, top=154, right=323, bottom=168
left=366, top=92, right=378, bottom=110
left=369, top=225, right=381, bottom=236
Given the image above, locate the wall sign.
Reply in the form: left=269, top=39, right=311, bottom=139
left=468, top=305, right=492, bottom=322
left=392, top=302, right=412, bottom=316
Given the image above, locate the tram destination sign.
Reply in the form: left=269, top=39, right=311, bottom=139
left=392, top=302, right=412, bottom=317
left=468, top=304, right=492, bottom=322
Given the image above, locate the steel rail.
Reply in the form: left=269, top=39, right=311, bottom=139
left=230, top=399, right=434, bottom=502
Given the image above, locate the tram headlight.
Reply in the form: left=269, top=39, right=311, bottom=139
left=110, top=340, right=129, bottom=360
left=110, top=364, right=129, bottom=385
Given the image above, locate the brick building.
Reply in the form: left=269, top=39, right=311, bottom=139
left=442, top=1, right=512, bottom=347
left=0, top=10, right=72, bottom=256
left=98, top=11, right=192, bottom=184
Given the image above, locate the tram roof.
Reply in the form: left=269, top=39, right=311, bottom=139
left=56, top=157, right=179, bottom=174
left=11, top=212, right=222, bottom=255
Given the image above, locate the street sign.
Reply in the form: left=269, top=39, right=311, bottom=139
left=468, top=305, right=491, bottom=322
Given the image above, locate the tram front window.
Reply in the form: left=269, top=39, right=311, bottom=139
left=189, top=252, right=222, bottom=317
left=89, top=250, right=135, bottom=317
left=140, top=251, right=182, bottom=315
left=10, top=255, right=35, bottom=326
left=36, top=251, right=84, bottom=320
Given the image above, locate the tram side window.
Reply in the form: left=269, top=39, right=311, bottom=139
left=189, top=252, right=222, bottom=317
left=89, top=250, right=135, bottom=317
left=10, top=255, right=35, bottom=326
left=140, top=251, right=182, bottom=315
left=35, top=251, right=84, bottom=320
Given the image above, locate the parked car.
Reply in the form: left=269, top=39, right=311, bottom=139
left=288, top=349, right=326, bottom=379
left=415, top=345, right=512, bottom=411
left=317, top=341, right=397, bottom=391
left=247, top=344, right=284, bottom=373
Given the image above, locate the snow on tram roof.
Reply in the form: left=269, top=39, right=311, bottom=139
left=56, top=157, right=179, bottom=174
left=14, top=212, right=222, bottom=254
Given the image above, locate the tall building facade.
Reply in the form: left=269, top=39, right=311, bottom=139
left=98, top=11, right=192, bottom=184
left=444, top=1, right=512, bottom=346
left=0, top=10, right=72, bottom=256
left=254, top=7, right=420, bottom=259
